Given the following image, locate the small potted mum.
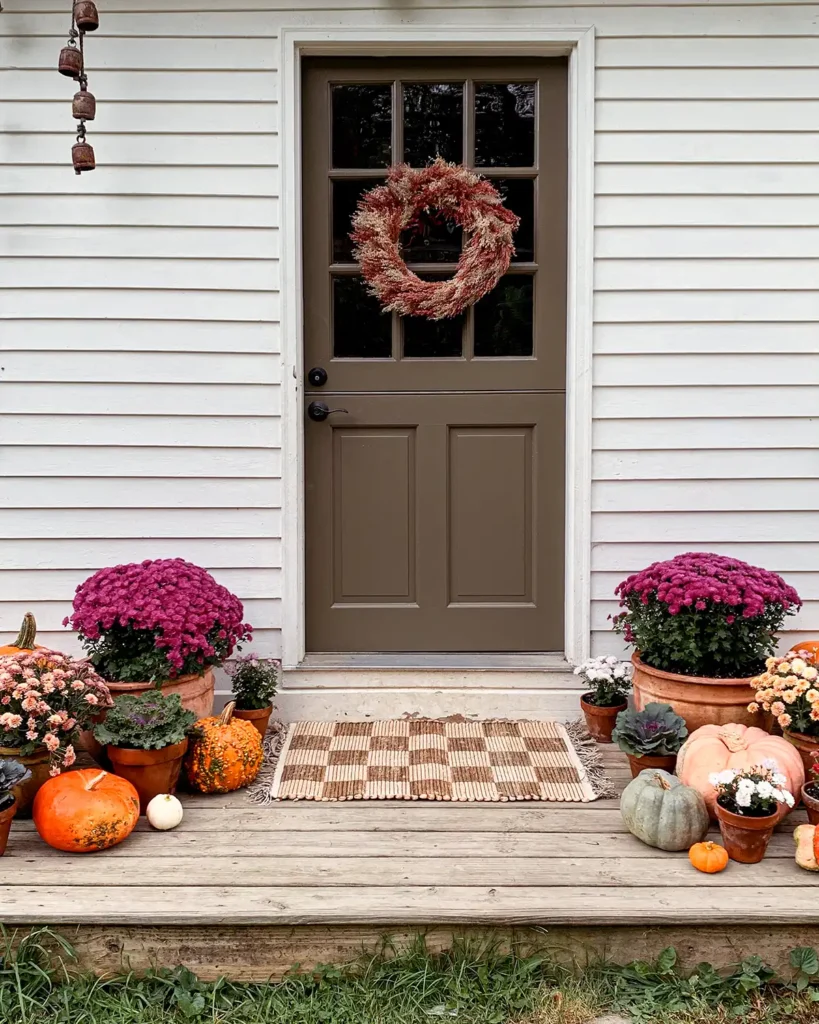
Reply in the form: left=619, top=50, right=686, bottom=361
left=94, top=691, right=197, bottom=813
left=228, top=655, right=278, bottom=738
left=64, top=558, right=253, bottom=719
left=802, top=762, right=819, bottom=825
left=710, top=762, right=794, bottom=863
left=614, top=552, right=800, bottom=731
left=575, top=656, right=632, bottom=742
left=612, top=702, right=688, bottom=778
left=751, top=650, right=819, bottom=775
left=0, top=760, right=31, bottom=855
left=0, top=650, right=112, bottom=814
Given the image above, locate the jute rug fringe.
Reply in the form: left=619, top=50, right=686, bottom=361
left=564, top=718, right=618, bottom=800
left=249, top=719, right=287, bottom=805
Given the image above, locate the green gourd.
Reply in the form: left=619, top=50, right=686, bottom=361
left=620, top=769, right=709, bottom=852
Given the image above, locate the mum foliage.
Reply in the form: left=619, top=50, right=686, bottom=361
left=0, top=650, right=112, bottom=773
left=614, top=552, right=800, bottom=678
left=750, top=652, right=819, bottom=735
left=228, top=654, right=278, bottom=712
left=612, top=702, right=688, bottom=757
left=94, top=691, right=197, bottom=751
left=65, top=559, right=252, bottom=683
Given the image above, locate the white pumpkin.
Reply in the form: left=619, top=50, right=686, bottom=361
left=146, top=793, right=184, bottom=831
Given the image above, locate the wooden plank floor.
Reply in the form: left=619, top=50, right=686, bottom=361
left=3, top=746, right=817, bottom=929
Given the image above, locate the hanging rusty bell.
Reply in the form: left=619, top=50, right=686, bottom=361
left=73, top=0, right=99, bottom=31
left=59, top=44, right=83, bottom=79
left=72, top=82, right=96, bottom=121
left=72, top=140, right=96, bottom=174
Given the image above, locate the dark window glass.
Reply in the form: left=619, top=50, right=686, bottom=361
left=400, top=207, right=463, bottom=264
left=494, top=178, right=535, bottom=263
left=474, top=83, right=536, bottom=167
left=333, top=179, right=382, bottom=263
left=333, top=276, right=392, bottom=358
left=474, top=275, right=533, bottom=357
left=403, top=276, right=464, bottom=357
left=403, top=83, right=463, bottom=165
left=332, top=85, right=392, bottom=168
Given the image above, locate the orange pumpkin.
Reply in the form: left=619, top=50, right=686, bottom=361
left=0, top=612, right=43, bottom=656
left=789, top=642, right=819, bottom=661
left=33, top=769, right=139, bottom=852
left=186, top=701, right=263, bottom=794
left=688, top=840, right=729, bottom=874
left=676, top=723, right=805, bottom=819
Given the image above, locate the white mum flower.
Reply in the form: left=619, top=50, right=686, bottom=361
left=736, top=788, right=752, bottom=808
left=756, top=780, right=774, bottom=800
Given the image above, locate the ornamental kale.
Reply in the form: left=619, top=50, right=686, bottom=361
left=613, top=552, right=800, bottom=679
left=612, top=702, right=688, bottom=757
left=64, top=559, right=253, bottom=684
left=94, top=691, right=197, bottom=751
left=0, top=759, right=31, bottom=797
left=228, top=654, right=278, bottom=712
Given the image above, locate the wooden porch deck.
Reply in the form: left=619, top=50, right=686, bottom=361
left=3, top=747, right=819, bottom=979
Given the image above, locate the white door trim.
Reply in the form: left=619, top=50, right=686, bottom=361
left=279, top=26, right=595, bottom=671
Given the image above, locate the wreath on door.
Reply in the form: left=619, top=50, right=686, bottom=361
left=350, top=158, right=519, bottom=320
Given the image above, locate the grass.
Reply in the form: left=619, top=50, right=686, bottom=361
left=3, top=929, right=819, bottom=1024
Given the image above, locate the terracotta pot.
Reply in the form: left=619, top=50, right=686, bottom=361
left=783, top=729, right=819, bottom=778
left=233, top=704, right=273, bottom=739
left=802, top=783, right=819, bottom=826
left=0, top=746, right=50, bottom=818
left=631, top=654, right=762, bottom=733
left=624, top=752, right=679, bottom=780
left=580, top=695, right=627, bottom=743
left=715, top=800, right=778, bottom=863
left=107, top=738, right=188, bottom=814
left=0, top=798, right=17, bottom=856
left=104, top=668, right=215, bottom=720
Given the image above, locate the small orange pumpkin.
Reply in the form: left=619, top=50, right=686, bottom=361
left=790, top=642, right=819, bottom=661
left=186, top=701, right=263, bottom=794
left=33, top=769, right=139, bottom=852
left=0, top=613, right=44, bottom=656
left=688, top=840, right=729, bottom=874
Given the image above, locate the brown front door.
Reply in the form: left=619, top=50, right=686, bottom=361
left=303, top=58, right=567, bottom=653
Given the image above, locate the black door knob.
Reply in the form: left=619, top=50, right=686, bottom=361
left=307, top=401, right=348, bottom=422
left=307, top=366, right=328, bottom=387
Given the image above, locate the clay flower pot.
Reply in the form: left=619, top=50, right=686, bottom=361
left=715, top=800, right=778, bottom=864
left=0, top=746, right=50, bottom=818
left=107, top=738, right=188, bottom=814
left=233, top=704, right=273, bottom=739
left=625, top=752, right=679, bottom=780
left=801, top=783, right=819, bottom=825
left=580, top=694, right=627, bottom=743
left=783, top=729, right=819, bottom=778
left=631, top=654, right=762, bottom=733
left=105, top=668, right=215, bottom=719
left=0, top=798, right=17, bottom=856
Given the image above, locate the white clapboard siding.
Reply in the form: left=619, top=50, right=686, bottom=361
left=2, top=0, right=819, bottom=684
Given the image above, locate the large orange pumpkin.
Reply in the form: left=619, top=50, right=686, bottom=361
left=186, top=701, right=263, bottom=793
left=0, top=612, right=44, bottom=656
left=789, top=641, right=819, bottom=661
left=33, top=769, right=139, bottom=852
left=676, top=723, right=805, bottom=819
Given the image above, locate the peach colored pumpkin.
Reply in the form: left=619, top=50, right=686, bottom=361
left=676, top=723, right=805, bottom=819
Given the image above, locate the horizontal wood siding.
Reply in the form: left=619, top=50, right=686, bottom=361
left=2, top=0, right=818, bottom=682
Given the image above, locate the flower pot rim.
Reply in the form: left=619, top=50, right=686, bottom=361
left=632, top=653, right=757, bottom=687
left=625, top=751, right=679, bottom=765
left=0, top=744, right=48, bottom=761
left=580, top=694, right=628, bottom=715
left=802, top=781, right=819, bottom=802
left=105, top=667, right=215, bottom=691
left=0, top=799, right=17, bottom=824
left=715, top=800, right=780, bottom=829
left=784, top=727, right=819, bottom=745
left=106, top=737, right=189, bottom=766
left=233, top=704, right=273, bottom=719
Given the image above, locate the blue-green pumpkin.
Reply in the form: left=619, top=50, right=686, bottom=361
left=620, top=769, right=709, bottom=851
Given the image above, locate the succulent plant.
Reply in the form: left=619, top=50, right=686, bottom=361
left=612, top=702, right=688, bottom=757
left=0, top=759, right=31, bottom=811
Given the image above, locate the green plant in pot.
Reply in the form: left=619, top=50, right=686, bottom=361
left=612, top=702, right=688, bottom=778
left=710, top=763, right=795, bottom=864
left=94, top=691, right=198, bottom=814
left=227, top=655, right=278, bottom=739
left=0, top=760, right=31, bottom=856
left=574, top=656, right=632, bottom=743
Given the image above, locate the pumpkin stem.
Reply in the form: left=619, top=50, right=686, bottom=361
left=84, top=771, right=108, bottom=791
left=656, top=773, right=672, bottom=790
left=13, top=612, right=37, bottom=650
left=719, top=726, right=748, bottom=753
left=219, top=701, right=236, bottom=726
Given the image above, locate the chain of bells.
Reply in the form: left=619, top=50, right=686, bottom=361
left=58, top=1, right=100, bottom=174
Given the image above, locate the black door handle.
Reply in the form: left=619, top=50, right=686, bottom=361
left=307, top=401, right=348, bottom=422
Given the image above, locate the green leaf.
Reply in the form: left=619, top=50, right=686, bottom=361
left=656, top=947, right=678, bottom=974
left=791, top=946, right=819, bottom=976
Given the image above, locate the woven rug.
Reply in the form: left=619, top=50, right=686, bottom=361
left=252, top=719, right=611, bottom=803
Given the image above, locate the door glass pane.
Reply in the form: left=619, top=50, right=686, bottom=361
left=333, top=179, right=380, bottom=263
left=403, top=276, right=464, bottom=357
left=494, top=178, right=535, bottom=262
left=474, top=275, right=533, bottom=357
left=400, top=207, right=463, bottom=264
left=332, top=85, right=392, bottom=168
left=333, top=276, right=392, bottom=358
left=403, top=83, right=463, bottom=165
left=474, top=83, right=536, bottom=167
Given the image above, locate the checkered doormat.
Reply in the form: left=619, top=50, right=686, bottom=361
left=259, top=719, right=609, bottom=802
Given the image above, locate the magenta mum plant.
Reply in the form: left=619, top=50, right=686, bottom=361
left=64, top=559, right=252, bottom=684
left=613, top=552, right=800, bottom=679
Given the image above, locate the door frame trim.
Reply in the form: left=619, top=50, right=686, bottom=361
left=279, top=26, right=595, bottom=670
